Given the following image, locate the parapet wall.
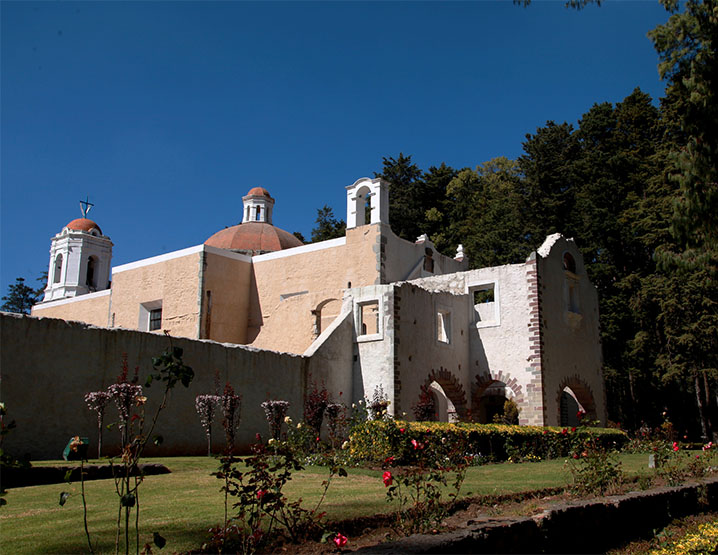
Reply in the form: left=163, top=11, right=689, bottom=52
left=0, top=312, right=310, bottom=460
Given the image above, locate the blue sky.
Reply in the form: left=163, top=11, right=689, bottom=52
left=1, top=1, right=670, bottom=294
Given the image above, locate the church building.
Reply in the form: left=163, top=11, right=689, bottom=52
left=30, top=177, right=606, bottom=428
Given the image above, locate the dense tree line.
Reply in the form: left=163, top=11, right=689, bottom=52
left=365, top=0, right=717, bottom=440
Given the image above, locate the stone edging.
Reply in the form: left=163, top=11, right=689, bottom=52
left=356, top=477, right=718, bottom=554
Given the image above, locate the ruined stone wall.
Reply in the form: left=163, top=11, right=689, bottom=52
left=408, top=264, right=535, bottom=424
left=0, top=313, right=308, bottom=460
left=536, top=235, right=606, bottom=425
left=392, top=283, right=471, bottom=421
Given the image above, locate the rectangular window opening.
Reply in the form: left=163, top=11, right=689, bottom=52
left=470, top=282, right=498, bottom=327
left=359, top=300, right=379, bottom=336
left=437, top=310, right=451, bottom=344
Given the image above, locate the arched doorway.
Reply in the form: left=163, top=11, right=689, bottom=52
left=418, top=368, right=468, bottom=422
left=312, top=298, right=341, bottom=338
left=473, top=373, right=525, bottom=424
left=557, top=377, right=597, bottom=426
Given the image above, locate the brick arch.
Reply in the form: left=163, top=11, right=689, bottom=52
left=473, top=372, right=525, bottom=407
left=423, top=367, right=468, bottom=419
left=556, top=375, right=597, bottom=421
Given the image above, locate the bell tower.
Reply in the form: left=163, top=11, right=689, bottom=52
left=345, top=177, right=389, bottom=229
left=42, top=199, right=113, bottom=302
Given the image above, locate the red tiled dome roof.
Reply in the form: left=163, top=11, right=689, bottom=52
left=66, top=218, right=102, bottom=235
left=204, top=222, right=303, bottom=254
left=246, top=187, right=272, bottom=198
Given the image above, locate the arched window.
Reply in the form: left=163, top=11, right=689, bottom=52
left=246, top=206, right=250, bottom=221
left=256, top=206, right=261, bottom=221
left=86, top=256, right=97, bottom=289
left=563, top=252, right=576, bottom=273
left=53, top=254, right=63, bottom=283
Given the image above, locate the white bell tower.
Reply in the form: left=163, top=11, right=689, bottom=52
left=345, top=177, right=389, bottom=229
left=241, top=187, right=275, bottom=224
left=42, top=200, right=113, bottom=302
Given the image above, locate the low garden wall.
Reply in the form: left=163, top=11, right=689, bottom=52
left=357, top=477, right=718, bottom=554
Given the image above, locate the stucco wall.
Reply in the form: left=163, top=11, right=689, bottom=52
left=537, top=236, right=606, bottom=425
left=32, top=290, right=111, bottom=327
left=111, top=251, right=202, bottom=339
left=0, top=313, right=309, bottom=460
left=305, top=310, right=354, bottom=404
left=249, top=226, right=381, bottom=353
left=408, top=265, right=534, bottom=421
left=383, top=227, right=468, bottom=284
left=200, top=249, right=252, bottom=344
left=347, top=285, right=396, bottom=409
left=393, top=283, right=471, bottom=420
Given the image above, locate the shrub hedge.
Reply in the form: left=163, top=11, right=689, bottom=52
left=348, top=420, right=628, bottom=465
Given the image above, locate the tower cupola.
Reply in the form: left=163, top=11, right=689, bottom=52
left=42, top=199, right=113, bottom=302
left=242, top=187, right=275, bottom=224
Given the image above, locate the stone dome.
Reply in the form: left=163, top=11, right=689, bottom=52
left=204, top=222, right=303, bottom=255
left=66, top=218, right=102, bottom=235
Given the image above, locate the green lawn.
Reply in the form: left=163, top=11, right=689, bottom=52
left=0, top=454, right=656, bottom=554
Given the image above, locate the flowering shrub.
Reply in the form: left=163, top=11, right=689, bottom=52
left=348, top=420, right=627, bottom=465
left=85, top=391, right=111, bottom=458
left=195, top=394, right=220, bottom=456
left=208, top=439, right=346, bottom=553
left=261, top=399, right=290, bottom=440
left=412, top=385, right=436, bottom=422
left=381, top=436, right=470, bottom=535
left=304, top=380, right=328, bottom=436
left=566, top=434, right=624, bottom=496
left=108, top=381, right=143, bottom=446
left=220, top=384, right=241, bottom=453
left=368, top=385, right=390, bottom=420
left=651, top=519, right=718, bottom=555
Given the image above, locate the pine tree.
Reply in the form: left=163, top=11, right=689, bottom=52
left=1, top=278, right=40, bottom=314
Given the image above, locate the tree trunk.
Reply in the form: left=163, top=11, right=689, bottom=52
left=694, top=374, right=709, bottom=440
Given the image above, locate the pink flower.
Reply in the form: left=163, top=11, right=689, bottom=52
left=673, top=442, right=679, bottom=452
left=256, top=489, right=266, bottom=500
left=383, top=471, right=393, bottom=487
left=399, top=428, right=405, bottom=433
left=316, top=436, right=321, bottom=442
left=333, top=533, right=348, bottom=548
left=411, top=439, right=419, bottom=449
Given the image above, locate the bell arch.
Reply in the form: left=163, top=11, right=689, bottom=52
left=345, top=177, right=389, bottom=229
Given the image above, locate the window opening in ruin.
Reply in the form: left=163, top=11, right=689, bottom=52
left=437, top=310, right=451, bottom=343
left=358, top=300, right=379, bottom=336
left=563, top=252, right=576, bottom=273
left=470, top=282, right=499, bottom=326
left=568, top=281, right=580, bottom=314
left=53, top=254, right=63, bottom=283
left=423, top=248, right=434, bottom=273
left=86, top=256, right=97, bottom=289
left=560, top=387, right=585, bottom=426
left=149, top=308, right=163, bottom=331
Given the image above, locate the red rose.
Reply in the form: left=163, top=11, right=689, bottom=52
left=256, top=489, right=266, bottom=500
left=333, top=533, right=348, bottom=547
left=383, top=471, right=393, bottom=487
left=571, top=427, right=576, bottom=432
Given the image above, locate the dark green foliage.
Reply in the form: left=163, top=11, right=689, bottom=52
left=1, top=277, right=40, bottom=314
left=310, top=205, right=345, bottom=243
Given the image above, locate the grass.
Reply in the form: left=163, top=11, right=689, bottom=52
left=0, top=453, right=664, bottom=554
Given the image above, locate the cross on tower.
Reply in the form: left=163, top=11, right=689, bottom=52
left=80, top=196, right=94, bottom=218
